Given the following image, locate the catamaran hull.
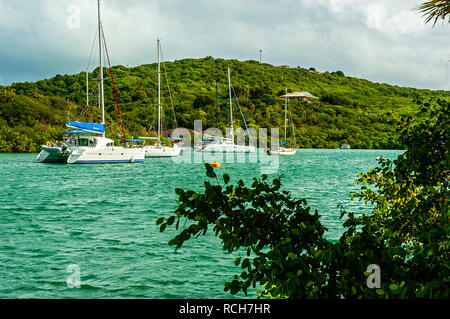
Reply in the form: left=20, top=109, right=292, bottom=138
left=67, top=147, right=145, bottom=164
left=36, top=146, right=70, bottom=163
left=144, top=145, right=182, bottom=158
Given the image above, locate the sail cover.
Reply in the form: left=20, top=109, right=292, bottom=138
left=66, top=121, right=105, bottom=133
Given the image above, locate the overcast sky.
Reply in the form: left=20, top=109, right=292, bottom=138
left=0, top=0, right=448, bottom=90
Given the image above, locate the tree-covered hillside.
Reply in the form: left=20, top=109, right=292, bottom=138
left=1, top=57, right=449, bottom=152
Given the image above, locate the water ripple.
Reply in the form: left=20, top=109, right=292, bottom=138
left=0, top=150, right=402, bottom=298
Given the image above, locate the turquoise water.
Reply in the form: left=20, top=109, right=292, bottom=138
left=0, top=149, right=402, bottom=298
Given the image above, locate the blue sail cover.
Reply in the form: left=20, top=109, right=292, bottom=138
left=279, top=139, right=286, bottom=145
left=66, top=121, right=105, bottom=133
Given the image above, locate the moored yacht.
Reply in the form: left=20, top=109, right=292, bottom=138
left=36, top=123, right=106, bottom=164
left=66, top=135, right=144, bottom=164
left=141, top=137, right=182, bottom=157
left=37, top=0, right=145, bottom=164
left=142, top=39, right=181, bottom=158
left=195, top=136, right=256, bottom=153
left=269, top=88, right=298, bottom=156
left=195, top=68, right=255, bottom=153
left=270, top=147, right=297, bottom=156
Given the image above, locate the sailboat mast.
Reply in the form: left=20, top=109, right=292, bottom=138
left=228, top=67, right=234, bottom=142
left=86, top=70, right=89, bottom=107
left=157, top=38, right=161, bottom=141
left=284, top=88, right=287, bottom=143
left=98, top=0, right=105, bottom=138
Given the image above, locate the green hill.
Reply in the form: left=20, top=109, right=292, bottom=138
left=1, top=57, right=448, bottom=152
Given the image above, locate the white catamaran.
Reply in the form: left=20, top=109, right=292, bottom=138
left=141, top=39, right=181, bottom=158
left=37, top=0, right=145, bottom=164
left=195, top=68, right=256, bottom=153
left=270, top=88, right=297, bottom=156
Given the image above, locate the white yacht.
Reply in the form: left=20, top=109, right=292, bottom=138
left=37, top=125, right=106, bottom=164
left=66, top=135, right=144, bottom=164
left=270, top=88, right=298, bottom=156
left=196, top=136, right=256, bottom=153
left=270, top=147, right=297, bottom=156
left=140, top=137, right=181, bottom=158
left=36, top=0, right=145, bottom=164
left=142, top=39, right=181, bottom=158
left=195, top=68, right=255, bottom=153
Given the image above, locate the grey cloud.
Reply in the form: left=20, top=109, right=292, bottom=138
left=0, top=0, right=448, bottom=90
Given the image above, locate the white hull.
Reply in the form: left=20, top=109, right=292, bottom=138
left=196, top=143, right=256, bottom=153
left=36, top=145, right=70, bottom=163
left=270, top=147, right=297, bottom=156
left=144, top=145, right=181, bottom=157
left=67, top=147, right=145, bottom=164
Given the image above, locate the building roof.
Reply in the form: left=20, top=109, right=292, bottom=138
left=279, top=91, right=319, bottom=99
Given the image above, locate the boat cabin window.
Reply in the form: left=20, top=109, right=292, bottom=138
left=65, top=136, right=97, bottom=147
left=106, top=142, right=114, bottom=147
left=78, top=138, right=89, bottom=147
left=77, top=138, right=95, bottom=147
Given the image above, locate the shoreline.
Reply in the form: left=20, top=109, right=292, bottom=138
left=0, top=148, right=406, bottom=155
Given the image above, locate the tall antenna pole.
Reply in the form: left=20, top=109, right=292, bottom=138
left=98, top=0, right=105, bottom=137
left=259, top=50, right=262, bottom=63
left=446, top=58, right=450, bottom=91
left=157, top=38, right=161, bottom=141
left=228, top=67, right=234, bottom=143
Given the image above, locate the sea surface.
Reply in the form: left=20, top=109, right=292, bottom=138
left=0, top=149, right=402, bottom=299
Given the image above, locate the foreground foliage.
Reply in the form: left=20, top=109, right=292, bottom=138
left=158, top=100, right=449, bottom=298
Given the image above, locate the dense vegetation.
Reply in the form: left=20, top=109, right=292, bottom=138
left=158, top=99, right=449, bottom=298
left=1, top=58, right=449, bottom=152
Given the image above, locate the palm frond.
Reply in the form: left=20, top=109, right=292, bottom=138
left=417, top=0, right=450, bottom=26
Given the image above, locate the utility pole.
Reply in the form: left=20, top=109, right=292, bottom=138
left=259, top=50, right=262, bottom=63
left=446, top=59, right=450, bottom=91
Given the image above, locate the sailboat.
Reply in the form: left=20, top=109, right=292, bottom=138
left=195, top=68, right=256, bottom=153
left=37, top=0, right=145, bottom=164
left=141, top=39, right=181, bottom=158
left=270, top=88, right=297, bottom=156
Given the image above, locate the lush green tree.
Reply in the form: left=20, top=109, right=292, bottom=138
left=353, top=99, right=449, bottom=281
left=0, top=88, right=16, bottom=103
